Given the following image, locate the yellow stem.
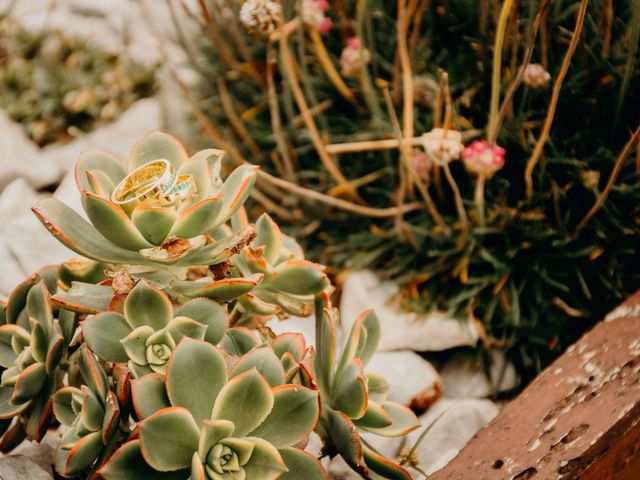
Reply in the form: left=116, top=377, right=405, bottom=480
left=310, top=30, right=356, bottom=102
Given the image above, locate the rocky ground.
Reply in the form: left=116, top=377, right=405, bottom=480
left=0, top=1, right=515, bottom=478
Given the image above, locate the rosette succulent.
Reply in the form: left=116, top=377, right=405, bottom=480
left=32, top=130, right=258, bottom=268
left=315, top=305, right=420, bottom=479
left=100, top=338, right=324, bottom=479
left=82, top=281, right=228, bottom=377
left=52, top=347, right=130, bottom=476
left=0, top=276, right=74, bottom=447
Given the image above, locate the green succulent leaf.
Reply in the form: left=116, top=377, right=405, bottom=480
left=178, top=150, right=219, bottom=202
left=209, top=164, right=259, bottom=230
left=80, top=385, right=104, bottom=432
left=175, top=298, right=228, bottom=345
left=12, top=362, right=47, bottom=403
left=139, top=406, right=200, bottom=471
left=271, top=333, right=306, bottom=363
left=30, top=319, right=48, bottom=363
left=229, top=347, right=285, bottom=387
left=129, top=131, right=188, bottom=171
left=197, top=419, right=235, bottom=460
left=166, top=338, right=227, bottom=425
left=131, top=373, right=171, bottom=420
left=359, top=402, right=420, bottom=438
left=78, top=347, right=109, bottom=400
left=354, top=402, right=393, bottom=429
left=219, top=328, right=260, bottom=356
left=102, top=391, right=122, bottom=444
left=269, top=261, right=329, bottom=296
left=132, top=206, right=179, bottom=246
left=212, top=369, right=274, bottom=437
left=0, top=324, right=27, bottom=368
left=278, top=447, right=328, bottom=480
left=121, top=326, right=155, bottom=366
left=74, top=151, right=127, bottom=194
left=0, top=386, right=30, bottom=419
left=52, top=282, right=114, bottom=315
left=81, top=191, right=153, bottom=250
left=169, top=196, right=223, bottom=239
left=58, top=430, right=103, bottom=476
left=354, top=310, right=381, bottom=366
left=241, top=437, right=288, bottom=480
left=53, top=386, right=82, bottom=427
left=83, top=312, right=131, bottom=363
left=171, top=275, right=263, bottom=301
left=362, top=444, right=413, bottom=480
left=254, top=214, right=283, bottom=265
left=32, top=198, right=150, bottom=265
left=124, top=281, right=173, bottom=331
left=250, top=385, right=319, bottom=448
left=325, top=409, right=367, bottom=475
left=332, top=360, right=368, bottom=420
left=100, top=440, right=189, bottom=480
left=166, top=316, right=207, bottom=344
left=58, top=309, right=79, bottom=346
left=26, top=282, right=53, bottom=335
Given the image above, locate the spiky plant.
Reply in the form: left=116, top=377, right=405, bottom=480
left=0, top=132, right=419, bottom=479
left=0, top=14, right=155, bottom=146
left=177, top=0, right=640, bottom=380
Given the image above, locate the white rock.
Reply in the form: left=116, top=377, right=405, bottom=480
left=340, top=271, right=478, bottom=351
left=366, top=351, right=442, bottom=409
left=0, top=179, right=42, bottom=233
left=0, top=111, right=62, bottom=190
left=403, top=398, right=500, bottom=475
left=268, top=315, right=316, bottom=347
left=9, top=433, right=58, bottom=473
left=0, top=236, right=28, bottom=298
left=0, top=455, right=52, bottom=479
left=440, top=350, right=519, bottom=398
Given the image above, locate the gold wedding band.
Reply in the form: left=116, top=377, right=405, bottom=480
left=167, top=174, right=198, bottom=203
left=111, top=159, right=177, bottom=212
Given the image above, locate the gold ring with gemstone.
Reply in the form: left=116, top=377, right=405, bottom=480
left=167, top=174, right=197, bottom=203
left=111, top=159, right=177, bottom=211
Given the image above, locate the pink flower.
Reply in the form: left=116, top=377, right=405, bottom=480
left=461, top=140, right=505, bottom=177
left=409, top=149, right=432, bottom=178
left=301, top=0, right=332, bottom=34
left=340, top=37, right=371, bottom=78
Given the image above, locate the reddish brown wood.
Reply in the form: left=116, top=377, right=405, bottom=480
left=430, top=292, right=640, bottom=480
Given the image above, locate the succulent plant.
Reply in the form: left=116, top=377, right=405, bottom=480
left=82, top=281, right=228, bottom=376
left=52, top=347, right=130, bottom=476
left=100, top=337, right=324, bottom=479
left=314, top=304, right=420, bottom=479
left=1, top=132, right=420, bottom=479
left=0, top=279, right=66, bottom=442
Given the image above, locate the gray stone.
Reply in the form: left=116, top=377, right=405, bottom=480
left=340, top=271, right=479, bottom=352
left=367, top=351, right=442, bottom=409
left=268, top=315, right=316, bottom=347
left=0, top=236, right=27, bottom=298
left=440, top=350, right=519, bottom=398
left=403, top=398, right=500, bottom=475
left=0, top=455, right=52, bottom=480
left=9, top=433, right=58, bottom=474
left=0, top=112, right=62, bottom=191
left=0, top=179, right=41, bottom=233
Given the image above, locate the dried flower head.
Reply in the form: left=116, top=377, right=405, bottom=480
left=300, top=0, right=332, bottom=35
left=340, top=37, right=371, bottom=78
left=461, top=140, right=506, bottom=177
left=239, top=0, right=282, bottom=37
left=523, top=63, right=551, bottom=89
left=420, top=128, right=463, bottom=166
left=581, top=170, right=601, bottom=190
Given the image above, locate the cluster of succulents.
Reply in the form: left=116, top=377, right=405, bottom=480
left=185, top=0, right=640, bottom=379
left=0, top=15, right=155, bottom=146
left=0, top=131, right=420, bottom=479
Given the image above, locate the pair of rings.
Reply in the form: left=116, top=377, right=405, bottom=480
left=111, top=159, right=197, bottom=212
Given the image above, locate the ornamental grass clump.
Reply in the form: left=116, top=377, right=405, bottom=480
left=176, top=0, right=640, bottom=379
left=0, top=131, right=419, bottom=479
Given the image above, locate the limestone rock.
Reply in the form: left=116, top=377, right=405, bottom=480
left=340, top=271, right=478, bottom=351
left=403, top=398, right=500, bottom=475
left=0, top=112, right=61, bottom=191
left=440, top=350, right=519, bottom=398
left=367, top=351, right=442, bottom=410
left=0, top=455, right=52, bottom=480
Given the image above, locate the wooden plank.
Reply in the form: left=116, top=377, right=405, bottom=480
left=429, top=292, right=640, bottom=480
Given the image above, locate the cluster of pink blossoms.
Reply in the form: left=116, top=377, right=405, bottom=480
left=461, top=140, right=506, bottom=177
left=301, top=0, right=332, bottom=35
